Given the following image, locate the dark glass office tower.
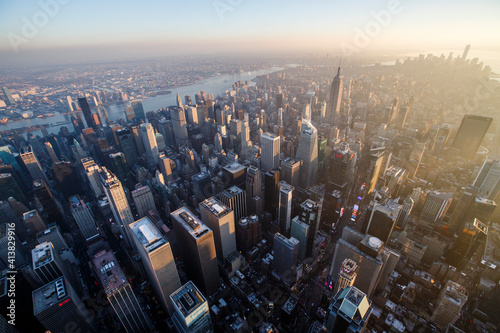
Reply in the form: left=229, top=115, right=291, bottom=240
left=170, top=207, right=220, bottom=296
left=78, top=97, right=95, bottom=129
left=131, top=99, right=146, bottom=122
left=116, top=128, right=138, bottom=167
left=264, top=170, right=280, bottom=219
left=33, top=179, right=66, bottom=230
left=452, top=115, right=492, bottom=159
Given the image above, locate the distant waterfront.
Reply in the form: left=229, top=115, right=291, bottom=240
left=103, top=66, right=285, bottom=122
left=2, top=66, right=286, bottom=138
left=379, top=49, right=500, bottom=74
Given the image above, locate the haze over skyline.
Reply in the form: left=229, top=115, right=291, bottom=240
left=1, top=0, right=499, bottom=67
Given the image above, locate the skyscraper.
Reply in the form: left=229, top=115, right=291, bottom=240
left=290, top=216, right=310, bottom=260
left=170, top=207, right=220, bottom=296
left=325, top=286, right=372, bottom=333
left=199, top=197, right=236, bottom=261
left=0, top=173, right=26, bottom=204
left=293, top=199, right=322, bottom=258
left=328, top=144, right=356, bottom=191
left=131, top=184, right=157, bottom=218
left=260, top=132, right=280, bottom=171
left=109, top=152, right=129, bottom=183
left=474, top=159, right=500, bottom=200
left=431, top=281, right=468, bottom=329
left=100, top=167, right=135, bottom=246
left=33, top=179, right=65, bottom=228
left=295, top=121, right=318, bottom=188
left=23, top=209, right=46, bottom=235
left=462, top=44, right=471, bottom=62
left=452, top=115, right=493, bottom=159
left=131, top=99, right=146, bottom=122
left=246, top=165, right=262, bottom=198
left=130, top=217, right=181, bottom=314
left=396, top=197, right=413, bottom=228
left=361, top=199, right=401, bottom=244
left=69, top=195, right=99, bottom=243
left=277, top=181, right=294, bottom=235
left=220, top=186, right=247, bottom=224
left=170, top=281, right=213, bottom=333
left=158, top=153, right=174, bottom=183
left=446, top=218, right=488, bottom=269
left=31, top=242, right=71, bottom=284
left=420, top=191, right=453, bottom=222
left=130, top=126, right=146, bottom=155
left=82, top=158, right=103, bottom=197
left=335, top=259, right=358, bottom=295
left=1, top=87, right=15, bottom=105
left=264, top=170, right=280, bottom=219
left=52, top=161, right=82, bottom=198
left=92, top=249, right=152, bottom=333
left=116, top=128, right=138, bottom=167
left=281, top=157, right=301, bottom=189
left=33, top=277, right=94, bottom=333
left=20, top=145, right=47, bottom=183
left=273, top=233, right=299, bottom=277
left=44, top=142, right=58, bottom=164
left=170, top=106, right=189, bottom=146
left=176, top=92, right=183, bottom=108
left=78, top=97, right=95, bottom=129
left=367, top=150, right=386, bottom=194
left=139, top=123, right=159, bottom=166
left=236, top=215, right=261, bottom=253
left=330, top=227, right=400, bottom=297
left=327, top=65, right=343, bottom=125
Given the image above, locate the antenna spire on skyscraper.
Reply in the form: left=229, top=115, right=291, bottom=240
left=176, top=91, right=183, bottom=108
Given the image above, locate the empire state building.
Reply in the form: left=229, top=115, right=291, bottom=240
left=327, top=65, right=343, bottom=125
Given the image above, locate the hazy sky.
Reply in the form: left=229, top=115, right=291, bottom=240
left=0, top=0, right=499, bottom=66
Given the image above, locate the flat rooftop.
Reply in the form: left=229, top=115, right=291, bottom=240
left=171, top=207, right=211, bottom=239
left=275, top=233, right=299, bottom=246
left=170, top=281, right=206, bottom=318
left=130, top=217, right=167, bottom=253
left=223, top=163, right=246, bottom=173
left=32, top=242, right=54, bottom=269
left=223, top=186, right=244, bottom=196
left=92, top=250, right=127, bottom=295
left=475, top=196, right=496, bottom=206
left=23, top=209, right=38, bottom=220
left=20, top=145, right=34, bottom=154
left=301, top=199, right=319, bottom=211
left=443, top=281, right=468, bottom=306
left=282, top=297, right=298, bottom=314
left=33, top=277, right=67, bottom=315
left=109, top=152, right=124, bottom=158
left=200, top=197, right=232, bottom=218
left=261, top=132, right=278, bottom=139
left=278, top=181, right=294, bottom=193
left=193, top=172, right=210, bottom=182
left=69, top=195, right=83, bottom=208
left=282, top=157, right=300, bottom=165
left=33, top=179, right=44, bottom=188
